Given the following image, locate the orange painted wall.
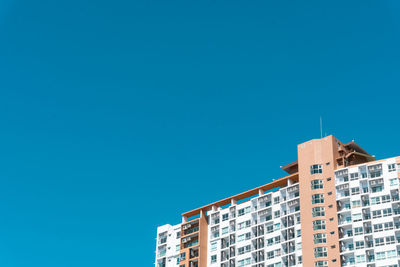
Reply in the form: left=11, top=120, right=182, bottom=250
left=298, top=136, right=341, bottom=267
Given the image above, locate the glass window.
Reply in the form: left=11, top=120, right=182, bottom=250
left=211, top=255, right=217, bottom=263
left=382, top=195, right=391, bottom=203
left=314, top=261, right=328, bottom=267
left=351, top=187, right=360, bottom=195
left=313, top=233, right=326, bottom=244
left=353, top=213, right=362, bottom=222
left=314, top=247, right=327, bottom=258
left=355, top=255, right=365, bottom=263
left=372, top=210, right=382, bottom=219
left=373, top=224, right=383, bottom=232
left=221, top=227, right=228, bottom=235
left=390, top=178, right=399, bottom=186
left=310, top=164, right=323, bottom=174
left=351, top=200, right=361, bottom=208
left=312, top=207, right=325, bottom=217
left=355, top=240, right=364, bottom=249
left=350, top=172, right=359, bottom=180
left=354, top=227, right=363, bottom=236
left=376, top=251, right=385, bottom=260
left=313, top=220, right=326, bottom=230
left=312, top=194, right=324, bottom=204
left=388, top=163, right=396, bottom=172
left=311, top=179, right=324, bottom=190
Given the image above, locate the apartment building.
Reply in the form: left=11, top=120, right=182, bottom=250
left=155, top=135, right=400, bottom=267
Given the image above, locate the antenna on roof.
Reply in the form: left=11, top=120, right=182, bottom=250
left=320, top=116, right=323, bottom=139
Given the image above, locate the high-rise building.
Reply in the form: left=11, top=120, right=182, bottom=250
left=155, top=135, right=400, bottom=267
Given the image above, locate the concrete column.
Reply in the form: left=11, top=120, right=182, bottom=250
left=182, top=216, right=188, bottom=223
left=200, top=210, right=205, bottom=218
left=258, top=189, right=264, bottom=195
left=231, top=199, right=236, bottom=205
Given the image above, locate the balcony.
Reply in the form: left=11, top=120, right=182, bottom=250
left=184, top=226, right=199, bottom=236
left=189, top=247, right=199, bottom=259
left=338, top=217, right=352, bottom=226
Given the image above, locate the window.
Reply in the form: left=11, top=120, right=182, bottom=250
left=313, top=233, right=327, bottom=244
left=383, top=208, right=392, bottom=217
left=354, top=227, right=363, bottom=236
left=311, top=164, right=323, bottom=174
left=390, top=178, right=399, bottom=186
left=373, top=223, right=383, bottom=232
left=273, top=197, right=280, bottom=204
left=238, top=207, right=250, bottom=216
left=176, top=245, right=180, bottom=252
left=313, top=220, right=326, bottom=230
left=352, top=200, right=361, bottom=208
left=372, top=210, right=382, bottom=219
left=211, top=229, right=219, bottom=238
left=237, top=220, right=251, bottom=230
left=350, top=172, right=359, bottom=180
left=388, top=163, right=396, bottom=172
left=222, top=214, right=229, bottom=221
left=297, top=242, right=302, bottom=250
left=384, top=221, right=394, bottom=230
left=382, top=195, right=391, bottom=203
left=353, top=213, right=362, bottom=222
left=376, top=252, right=385, bottom=260
left=371, top=197, right=380, bottom=205
left=221, top=227, right=228, bottom=235
left=180, top=252, right=186, bottom=261
left=314, top=261, right=328, bottom=267
left=386, top=236, right=395, bottom=244
left=387, top=250, right=396, bottom=259
left=371, top=186, right=383, bottom=193
left=312, top=207, right=325, bottom=217
left=274, top=210, right=280, bottom=218
left=351, top=187, right=360, bottom=195
left=237, top=258, right=251, bottom=267
left=355, top=255, right=365, bottom=263
left=211, top=242, right=217, bottom=251
left=211, top=255, right=217, bottom=263
left=312, top=194, right=324, bottom=204
left=314, top=247, right=327, bottom=258
left=238, top=245, right=251, bottom=255
left=375, top=237, right=384, bottom=246
left=311, top=180, right=323, bottom=190
left=237, top=232, right=251, bottom=242
left=355, top=240, right=364, bottom=249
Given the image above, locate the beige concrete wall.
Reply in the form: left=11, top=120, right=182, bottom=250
left=298, top=136, right=341, bottom=267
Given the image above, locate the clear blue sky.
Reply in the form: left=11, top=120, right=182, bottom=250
left=0, top=0, right=399, bottom=266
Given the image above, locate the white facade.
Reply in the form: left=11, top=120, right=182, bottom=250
left=207, top=181, right=302, bottom=267
left=335, top=158, right=400, bottom=267
left=156, top=223, right=182, bottom=267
